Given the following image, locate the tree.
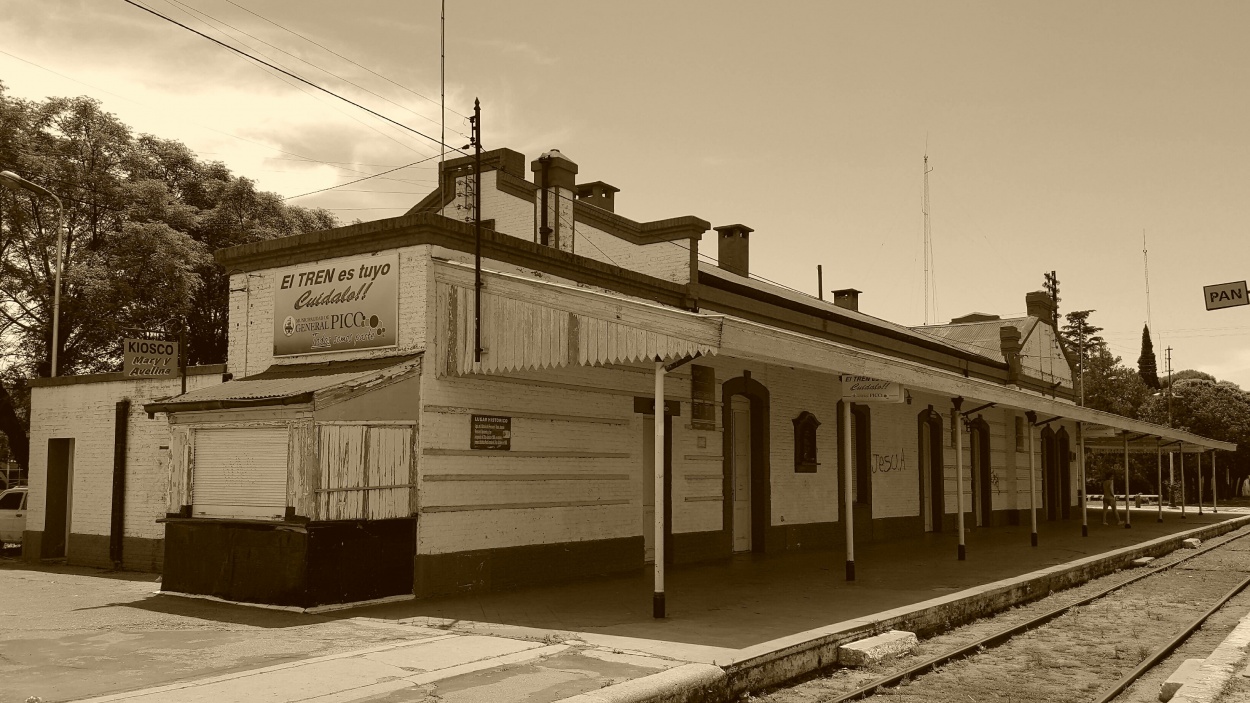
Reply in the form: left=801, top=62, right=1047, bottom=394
left=1137, top=324, right=1161, bottom=390
left=1060, top=309, right=1105, bottom=400
left=0, top=84, right=335, bottom=471
left=1139, top=378, right=1250, bottom=498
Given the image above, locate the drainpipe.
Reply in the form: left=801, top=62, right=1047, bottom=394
left=109, top=399, right=130, bottom=569
left=1025, top=411, right=1038, bottom=547
left=539, top=156, right=552, bottom=247
left=842, top=400, right=854, bottom=580
left=953, top=397, right=965, bottom=561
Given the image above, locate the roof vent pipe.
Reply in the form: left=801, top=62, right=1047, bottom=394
left=832, top=288, right=862, bottom=312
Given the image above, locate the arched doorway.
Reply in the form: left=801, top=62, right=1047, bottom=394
left=722, top=374, right=771, bottom=554
left=969, top=418, right=993, bottom=527
left=917, top=408, right=944, bottom=532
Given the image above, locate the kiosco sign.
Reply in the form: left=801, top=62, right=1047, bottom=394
left=123, top=338, right=178, bottom=377
left=273, top=253, right=399, bottom=356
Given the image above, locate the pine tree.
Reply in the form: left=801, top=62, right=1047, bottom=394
left=1138, top=324, right=1161, bottom=390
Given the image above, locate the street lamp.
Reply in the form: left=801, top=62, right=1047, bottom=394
left=0, top=170, right=65, bottom=377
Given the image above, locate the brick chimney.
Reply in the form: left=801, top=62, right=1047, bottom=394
left=1000, top=325, right=1023, bottom=380
left=832, top=288, right=862, bottom=312
left=574, top=181, right=619, bottom=212
left=1025, top=291, right=1055, bottom=323
left=714, top=224, right=753, bottom=278
left=531, top=149, right=578, bottom=253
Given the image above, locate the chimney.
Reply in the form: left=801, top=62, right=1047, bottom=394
left=575, top=181, right=619, bottom=212
left=1025, top=291, right=1055, bottom=323
left=832, top=288, right=862, bottom=312
left=950, top=312, right=1001, bottom=324
left=714, top=224, right=753, bottom=278
left=531, top=149, right=578, bottom=252
left=1000, top=325, right=1023, bottom=379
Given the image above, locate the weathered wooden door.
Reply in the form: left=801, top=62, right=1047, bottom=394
left=731, top=397, right=752, bottom=552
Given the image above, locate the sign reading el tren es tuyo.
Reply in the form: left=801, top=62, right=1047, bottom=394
left=123, top=338, right=178, bottom=377
left=274, top=253, right=399, bottom=356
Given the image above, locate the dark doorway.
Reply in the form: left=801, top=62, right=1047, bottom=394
left=1041, top=427, right=1058, bottom=520
left=917, top=408, right=944, bottom=532
left=839, top=403, right=874, bottom=538
left=722, top=374, right=771, bottom=554
left=1057, top=428, right=1072, bottom=519
left=43, top=438, right=74, bottom=558
left=970, top=418, right=993, bottom=526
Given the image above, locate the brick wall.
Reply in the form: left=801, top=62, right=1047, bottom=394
left=27, top=371, right=223, bottom=570
left=573, top=223, right=692, bottom=284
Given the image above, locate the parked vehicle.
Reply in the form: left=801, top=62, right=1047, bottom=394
left=0, top=487, right=27, bottom=544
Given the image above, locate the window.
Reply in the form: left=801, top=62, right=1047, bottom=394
left=0, top=491, right=22, bottom=510
left=690, top=364, right=716, bottom=430
left=793, top=411, right=820, bottom=472
left=1015, top=415, right=1026, bottom=451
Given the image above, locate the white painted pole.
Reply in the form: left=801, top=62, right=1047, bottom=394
left=1027, top=412, right=1038, bottom=547
left=1191, top=451, right=1200, bottom=513
left=1156, top=441, right=1163, bottom=523
left=653, top=361, right=666, bottom=618
left=1212, top=451, right=1218, bottom=514
left=1080, top=423, right=1088, bottom=536
left=1123, top=434, right=1131, bottom=529
left=842, top=400, right=855, bottom=581
left=954, top=399, right=966, bottom=560
left=1179, top=444, right=1186, bottom=519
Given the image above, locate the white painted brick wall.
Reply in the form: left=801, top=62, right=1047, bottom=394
left=573, top=222, right=691, bottom=284
left=27, top=373, right=223, bottom=540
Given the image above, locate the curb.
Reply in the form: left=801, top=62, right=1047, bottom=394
left=559, top=515, right=1250, bottom=703
left=1172, top=610, right=1250, bottom=702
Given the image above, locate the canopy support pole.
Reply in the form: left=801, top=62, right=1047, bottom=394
left=653, top=361, right=665, bottom=619
left=953, top=397, right=965, bottom=560
left=842, top=400, right=855, bottom=580
left=1079, top=423, right=1088, bottom=536
left=1156, top=440, right=1163, bottom=523
left=1026, top=411, right=1038, bottom=547
left=1124, top=434, right=1131, bottom=529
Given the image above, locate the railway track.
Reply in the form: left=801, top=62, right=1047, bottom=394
left=760, top=525, right=1250, bottom=703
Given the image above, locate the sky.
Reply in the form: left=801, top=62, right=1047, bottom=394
left=2, top=1, right=1249, bottom=386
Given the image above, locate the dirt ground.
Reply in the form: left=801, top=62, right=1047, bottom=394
left=0, top=558, right=428, bottom=703
left=757, top=525, right=1250, bottom=703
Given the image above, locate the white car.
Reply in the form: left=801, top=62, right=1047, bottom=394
left=0, top=487, right=27, bottom=545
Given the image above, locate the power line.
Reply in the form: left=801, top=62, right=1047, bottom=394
left=0, top=48, right=433, bottom=187
left=165, top=0, right=462, bottom=139
left=154, top=0, right=437, bottom=159
left=122, top=0, right=462, bottom=155
left=282, top=153, right=442, bottom=200
left=222, top=0, right=468, bottom=121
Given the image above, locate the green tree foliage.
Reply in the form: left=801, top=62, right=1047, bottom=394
left=1137, top=324, right=1160, bottom=390
left=0, top=85, right=335, bottom=470
left=1060, top=310, right=1105, bottom=400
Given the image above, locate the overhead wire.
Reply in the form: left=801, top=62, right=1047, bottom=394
left=163, top=0, right=460, bottom=139
left=154, top=0, right=437, bottom=159
left=282, top=153, right=443, bottom=200
left=221, top=0, right=468, bottom=121
left=0, top=48, right=433, bottom=188
left=121, top=0, right=463, bottom=156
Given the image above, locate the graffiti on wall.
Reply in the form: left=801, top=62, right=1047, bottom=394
left=872, top=453, right=908, bottom=474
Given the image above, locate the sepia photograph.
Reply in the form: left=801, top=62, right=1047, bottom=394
left=1, top=2, right=1249, bottom=702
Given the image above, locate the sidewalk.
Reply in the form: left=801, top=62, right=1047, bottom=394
left=5, top=510, right=1247, bottom=703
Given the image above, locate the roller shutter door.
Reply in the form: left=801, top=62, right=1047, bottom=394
left=193, top=427, right=288, bottom=519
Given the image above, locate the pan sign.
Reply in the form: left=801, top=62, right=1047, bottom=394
left=274, top=253, right=399, bottom=356
left=1204, top=281, right=1248, bottom=311
left=841, top=375, right=904, bottom=403
left=123, top=338, right=178, bottom=378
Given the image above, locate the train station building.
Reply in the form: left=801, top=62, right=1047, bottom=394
left=22, top=147, right=1237, bottom=609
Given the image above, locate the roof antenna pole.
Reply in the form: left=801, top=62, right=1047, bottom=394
left=923, top=148, right=933, bottom=325
left=817, top=264, right=824, bottom=301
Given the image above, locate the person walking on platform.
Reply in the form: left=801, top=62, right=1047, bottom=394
left=1102, top=473, right=1121, bottom=526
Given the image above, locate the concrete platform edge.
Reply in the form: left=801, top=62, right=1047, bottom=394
left=1172, top=609, right=1250, bottom=702
left=577, top=515, right=1250, bottom=703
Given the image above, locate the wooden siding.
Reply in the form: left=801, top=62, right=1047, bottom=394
left=317, top=423, right=415, bottom=520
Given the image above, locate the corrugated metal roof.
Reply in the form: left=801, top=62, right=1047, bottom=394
left=910, top=317, right=1036, bottom=362
left=149, top=354, right=420, bottom=409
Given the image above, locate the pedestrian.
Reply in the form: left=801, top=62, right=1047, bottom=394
left=1102, top=473, right=1120, bottom=525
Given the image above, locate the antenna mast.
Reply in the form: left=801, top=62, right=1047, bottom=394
left=923, top=152, right=933, bottom=324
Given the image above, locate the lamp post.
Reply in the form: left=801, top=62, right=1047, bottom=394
left=0, top=171, right=65, bottom=377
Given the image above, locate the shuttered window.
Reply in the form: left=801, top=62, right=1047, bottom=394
left=319, top=424, right=414, bottom=520
left=193, top=427, right=288, bottom=520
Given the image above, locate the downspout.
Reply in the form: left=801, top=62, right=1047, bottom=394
left=539, top=155, right=552, bottom=247
left=109, top=399, right=130, bottom=569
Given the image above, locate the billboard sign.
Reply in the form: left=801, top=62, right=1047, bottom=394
left=1203, top=280, right=1248, bottom=311
left=123, top=338, right=179, bottom=378
left=273, top=253, right=399, bottom=356
left=840, top=375, right=904, bottom=403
